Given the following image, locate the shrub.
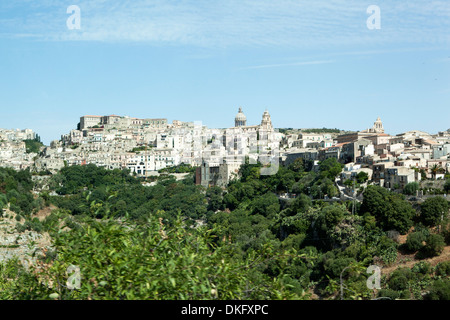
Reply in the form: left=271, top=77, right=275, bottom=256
left=412, top=261, right=431, bottom=275
left=15, top=218, right=43, bottom=233
left=435, top=261, right=450, bottom=277
left=377, top=289, right=399, bottom=300
left=424, top=279, right=450, bottom=300
left=388, top=268, right=412, bottom=291
left=389, top=274, right=409, bottom=291
left=422, top=234, right=446, bottom=257
left=405, top=232, right=426, bottom=252
left=15, top=222, right=26, bottom=233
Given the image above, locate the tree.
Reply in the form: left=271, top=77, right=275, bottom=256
left=343, top=178, right=355, bottom=189
left=288, top=158, right=304, bottom=173
left=113, top=200, right=127, bottom=216
left=444, top=179, right=450, bottom=193
left=291, top=194, right=312, bottom=214
left=223, top=192, right=239, bottom=211
left=238, top=160, right=261, bottom=182
left=311, top=178, right=338, bottom=199
left=318, top=158, right=343, bottom=180
left=249, top=192, right=280, bottom=218
left=403, top=182, right=419, bottom=196
left=420, top=197, right=449, bottom=227
left=361, top=186, right=414, bottom=234
left=206, top=187, right=224, bottom=212
left=430, top=164, right=444, bottom=180
left=356, top=172, right=369, bottom=184
left=321, top=204, right=346, bottom=228
left=420, top=169, right=427, bottom=181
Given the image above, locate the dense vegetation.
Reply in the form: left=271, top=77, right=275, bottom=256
left=0, top=167, right=44, bottom=216
left=24, top=135, right=44, bottom=154
left=0, top=159, right=449, bottom=300
left=158, top=163, right=196, bottom=174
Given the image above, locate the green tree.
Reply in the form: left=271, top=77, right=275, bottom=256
left=321, top=204, right=346, bottom=228
left=318, top=158, right=343, bottom=180
left=403, top=182, right=419, bottom=196
left=206, top=186, right=224, bottom=212
left=291, top=194, right=312, bottom=214
left=423, top=234, right=445, bottom=257
left=356, top=171, right=369, bottom=184
left=444, top=179, right=450, bottom=193
left=249, top=192, right=280, bottom=218
left=420, top=197, right=449, bottom=227
left=238, top=160, right=262, bottom=182
left=430, top=164, right=444, bottom=180
left=288, top=158, right=304, bottom=173
left=361, top=186, right=414, bottom=234
left=311, top=178, right=338, bottom=199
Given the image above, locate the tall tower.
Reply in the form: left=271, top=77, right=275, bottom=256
left=372, top=117, right=384, bottom=133
left=260, top=109, right=273, bottom=130
left=235, top=107, right=247, bottom=127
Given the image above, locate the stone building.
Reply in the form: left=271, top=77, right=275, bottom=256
left=79, top=115, right=102, bottom=130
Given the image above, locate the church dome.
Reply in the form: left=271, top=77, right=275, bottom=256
left=235, top=107, right=247, bottom=127
left=235, top=107, right=246, bottom=121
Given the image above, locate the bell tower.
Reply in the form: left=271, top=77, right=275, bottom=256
left=260, top=109, right=273, bottom=130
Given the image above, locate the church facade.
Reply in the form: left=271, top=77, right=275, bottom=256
left=198, top=107, right=281, bottom=188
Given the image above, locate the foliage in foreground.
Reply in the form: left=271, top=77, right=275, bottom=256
left=0, top=211, right=310, bottom=300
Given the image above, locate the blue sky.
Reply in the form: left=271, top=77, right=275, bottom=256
left=0, top=0, right=449, bottom=145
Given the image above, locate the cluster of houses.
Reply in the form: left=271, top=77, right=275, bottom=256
left=1, top=111, right=449, bottom=192
left=34, top=110, right=282, bottom=188
left=37, top=115, right=205, bottom=174
left=282, top=118, right=450, bottom=190
left=0, top=129, right=37, bottom=171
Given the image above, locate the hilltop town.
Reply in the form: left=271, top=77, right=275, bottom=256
left=2, top=109, right=449, bottom=195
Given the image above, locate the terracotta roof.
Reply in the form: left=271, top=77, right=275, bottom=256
left=321, top=142, right=350, bottom=151
left=334, top=142, right=351, bottom=147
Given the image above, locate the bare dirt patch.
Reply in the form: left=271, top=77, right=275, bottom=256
left=35, top=204, right=57, bottom=222
left=381, top=245, right=450, bottom=275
